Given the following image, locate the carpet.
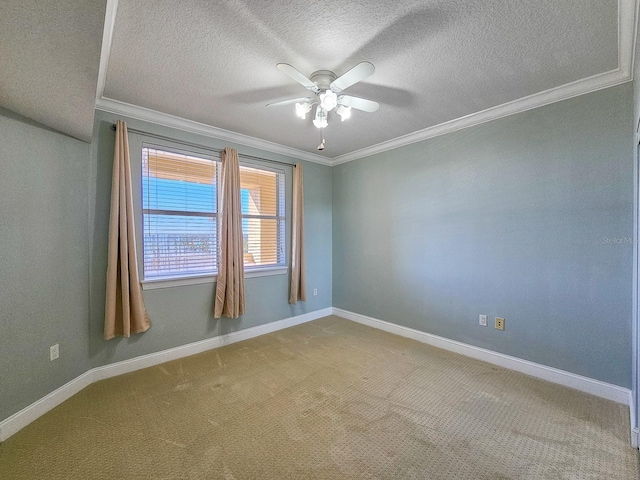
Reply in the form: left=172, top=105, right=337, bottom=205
left=0, top=315, right=638, bottom=478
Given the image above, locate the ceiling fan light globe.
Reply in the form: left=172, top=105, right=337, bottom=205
left=313, top=105, right=328, bottom=129
left=313, top=117, right=328, bottom=129
left=320, top=90, right=338, bottom=111
left=295, top=102, right=312, bottom=119
left=336, top=105, right=351, bottom=121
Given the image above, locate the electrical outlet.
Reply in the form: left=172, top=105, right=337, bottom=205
left=495, top=317, right=505, bottom=331
left=50, top=344, right=59, bottom=361
left=313, top=288, right=318, bottom=296
left=479, top=314, right=487, bottom=326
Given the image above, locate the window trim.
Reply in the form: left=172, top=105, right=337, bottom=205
left=141, top=266, right=288, bottom=290
left=239, top=161, right=286, bottom=270
left=141, top=144, right=220, bottom=280
left=139, top=142, right=287, bottom=283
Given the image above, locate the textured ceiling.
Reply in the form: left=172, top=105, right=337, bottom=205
left=0, top=1, right=624, bottom=153
left=103, top=0, right=619, bottom=158
left=0, top=0, right=106, bottom=142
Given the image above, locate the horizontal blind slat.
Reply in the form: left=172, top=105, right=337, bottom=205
left=141, top=147, right=286, bottom=280
left=143, top=147, right=218, bottom=279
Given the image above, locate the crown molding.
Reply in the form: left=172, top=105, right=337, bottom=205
left=95, top=0, right=637, bottom=167
left=619, top=0, right=637, bottom=78
left=331, top=0, right=637, bottom=165
left=331, top=0, right=639, bottom=166
left=95, top=97, right=332, bottom=165
left=331, top=68, right=631, bottom=165
left=95, top=0, right=118, bottom=101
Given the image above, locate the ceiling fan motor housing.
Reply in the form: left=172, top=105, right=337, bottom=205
left=310, top=70, right=337, bottom=91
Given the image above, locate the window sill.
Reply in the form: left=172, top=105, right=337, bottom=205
left=141, top=266, right=288, bottom=290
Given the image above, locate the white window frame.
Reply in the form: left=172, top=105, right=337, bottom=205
left=138, top=144, right=288, bottom=290
left=239, top=158, right=286, bottom=273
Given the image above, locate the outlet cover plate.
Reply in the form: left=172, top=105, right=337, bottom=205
left=479, top=314, right=487, bottom=326
left=50, top=344, right=59, bottom=361
left=495, top=317, right=505, bottom=330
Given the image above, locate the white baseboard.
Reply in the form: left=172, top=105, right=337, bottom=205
left=631, top=397, right=638, bottom=449
left=3, top=307, right=635, bottom=448
left=92, top=307, right=333, bottom=381
left=0, top=308, right=331, bottom=442
left=332, top=308, right=631, bottom=406
left=0, top=371, right=93, bottom=442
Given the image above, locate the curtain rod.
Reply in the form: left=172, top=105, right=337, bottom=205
left=109, top=124, right=294, bottom=167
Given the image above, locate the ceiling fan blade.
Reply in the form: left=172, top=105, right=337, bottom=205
left=330, top=62, right=375, bottom=93
left=338, top=95, right=379, bottom=113
left=277, top=63, right=318, bottom=92
left=266, top=97, right=313, bottom=107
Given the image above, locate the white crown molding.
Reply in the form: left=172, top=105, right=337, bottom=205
left=619, top=0, right=637, bottom=78
left=331, top=69, right=630, bottom=165
left=333, top=308, right=632, bottom=406
left=95, top=0, right=118, bottom=101
left=95, top=97, right=332, bottom=166
left=94, top=0, right=638, bottom=167
left=331, top=0, right=638, bottom=165
left=0, top=307, right=332, bottom=442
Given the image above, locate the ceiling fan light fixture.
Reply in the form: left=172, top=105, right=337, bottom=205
left=313, top=106, right=328, bottom=129
left=336, top=104, right=351, bottom=121
left=295, top=102, right=312, bottom=119
left=319, top=90, right=338, bottom=111
left=273, top=61, right=377, bottom=143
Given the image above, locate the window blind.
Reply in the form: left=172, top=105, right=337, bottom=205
left=142, top=147, right=218, bottom=279
left=240, top=165, right=285, bottom=268
left=141, top=146, right=286, bottom=281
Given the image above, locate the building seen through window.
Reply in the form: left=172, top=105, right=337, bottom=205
left=142, top=147, right=284, bottom=280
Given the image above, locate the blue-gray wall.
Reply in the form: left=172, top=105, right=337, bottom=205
left=89, top=110, right=332, bottom=367
left=0, top=108, right=91, bottom=421
left=1, top=83, right=635, bottom=424
left=333, top=83, right=634, bottom=388
left=0, top=106, right=332, bottom=423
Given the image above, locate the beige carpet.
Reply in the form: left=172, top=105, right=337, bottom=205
left=1, top=316, right=638, bottom=479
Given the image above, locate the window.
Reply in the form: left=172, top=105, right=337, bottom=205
left=141, top=146, right=285, bottom=281
left=240, top=164, right=285, bottom=269
left=142, top=147, right=218, bottom=279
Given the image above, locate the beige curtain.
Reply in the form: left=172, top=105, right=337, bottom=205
left=289, top=163, right=307, bottom=304
left=104, top=120, right=151, bottom=340
left=214, top=148, right=245, bottom=318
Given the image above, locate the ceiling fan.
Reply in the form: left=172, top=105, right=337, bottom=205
left=267, top=62, right=379, bottom=143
